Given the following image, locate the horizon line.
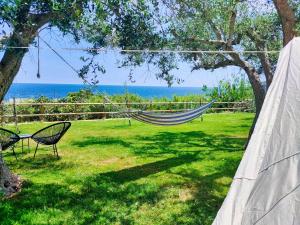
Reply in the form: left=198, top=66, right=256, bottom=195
left=12, top=82, right=213, bottom=88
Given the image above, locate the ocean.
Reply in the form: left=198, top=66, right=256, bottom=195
left=5, top=83, right=206, bottom=100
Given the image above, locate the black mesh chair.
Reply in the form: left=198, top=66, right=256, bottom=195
left=0, top=128, right=20, bottom=160
left=31, top=122, right=71, bottom=158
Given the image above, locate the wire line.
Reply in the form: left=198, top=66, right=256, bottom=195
left=1, top=45, right=280, bottom=54
left=39, top=36, right=79, bottom=75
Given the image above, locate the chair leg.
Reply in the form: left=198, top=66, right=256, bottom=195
left=52, top=145, right=56, bottom=156
left=54, top=144, right=59, bottom=159
left=34, top=143, right=39, bottom=158
left=12, top=146, right=18, bottom=160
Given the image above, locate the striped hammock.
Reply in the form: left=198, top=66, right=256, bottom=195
left=129, top=100, right=215, bottom=126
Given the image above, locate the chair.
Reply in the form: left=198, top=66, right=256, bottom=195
left=0, top=128, right=20, bottom=160
left=31, top=122, right=71, bottom=158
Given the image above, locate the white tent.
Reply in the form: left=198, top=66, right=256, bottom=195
left=213, top=37, right=300, bottom=225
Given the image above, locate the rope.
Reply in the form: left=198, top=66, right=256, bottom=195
left=32, top=36, right=122, bottom=106
left=38, top=36, right=79, bottom=75
left=37, top=33, right=41, bottom=78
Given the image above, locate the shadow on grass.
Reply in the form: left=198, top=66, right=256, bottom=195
left=0, top=153, right=200, bottom=224
left=132, top=131, right=246, bottom=156
left=72, top=137, right=131, bottom=148
left=0, top=152, right=240, bottom=225
left=97, top=153, right=200, bottom=183
left=1, top=129, right=247, bottom=225
left=4, top=148, right=77, bottom=172
left=14, top=157, right=76, bottom=171
left=71, top=130, right=246, bottom=158
left=161, top=156, right=242, bottom=224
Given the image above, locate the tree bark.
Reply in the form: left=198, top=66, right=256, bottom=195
left=0, top=47, right=29, bottom=102
left=273, top=0, right=298, bottom=46
left=0, top=30, right=37, bottom=196
left=244, top=68, right=266, bottom=114
left=0, top=12, right=53, bottom=102
left=0, top=153, right=21, bottom=197
left=0, top=41, right=27, bottom=195
left=227, top=49, right=266, bottom=114
left=243, top=67, right=266, bottom=145
left=227, top=49, right=266, bottom=146
left=258, top=52, right=274, bottom=89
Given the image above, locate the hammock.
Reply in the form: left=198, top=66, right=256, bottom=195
left=129, top=100, right=215, bottom=126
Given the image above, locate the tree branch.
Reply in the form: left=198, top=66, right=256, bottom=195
left=227, top=9, right=237, bottom=46
left=201, top=5, right=223, bottom=40
left=207, top=20, right=223, bottom=40
left=192, top=58, right=237, bottom=71
left=246, top=30, right=274, bottom=87
left=29, top=12, right=54, bottom=29
left=170, top=28, right=226, bottom=48
left=186, top=37, right=226, bottom=46
left=0, top=35, right=9, bottom=46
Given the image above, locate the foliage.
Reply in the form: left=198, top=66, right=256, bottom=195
left=209, top=75, right=254, bottom=102
left=0, top=0, right=167, bottom=85
left=0, top=186, right=4, bottom=197
left=0, top=113, right=253, bottom=224
left=115, top=0, right=291, bottom=84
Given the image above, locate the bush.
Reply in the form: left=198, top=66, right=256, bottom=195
left=3, top=82, right=254, bottom=123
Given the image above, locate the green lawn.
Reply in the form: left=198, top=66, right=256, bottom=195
left=0, top=112, right=253, bottom=225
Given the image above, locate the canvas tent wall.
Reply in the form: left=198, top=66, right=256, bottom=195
left=213, top=37, right=300, bottom=225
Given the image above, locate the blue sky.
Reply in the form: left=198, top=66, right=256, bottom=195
left=10, top=29, right=239, bottom=87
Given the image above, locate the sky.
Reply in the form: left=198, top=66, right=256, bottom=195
left=7, top=29, right=240, bottom=88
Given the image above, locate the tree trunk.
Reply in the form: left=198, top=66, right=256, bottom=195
left=0, top=29, right=37, bottom=101
left=0, top=43, right=34, bottom=197
left=0, top=33, right=32, bottom=196
left=0, top=153, right=21, bottom=197
left=0, top=11, right=52, bottom=101
left=0, top=46, right=26, bottom=196
left=245, top=70, right=265, bottom=114
left=273, top=0, right=298, bottom=46
left=243, top=64, right=266, bottom=147
left=0, top=48, right=28, bottom=102
left=243, top=0, right=297, bottom=146
left=0, top=26, right=46, bottom=196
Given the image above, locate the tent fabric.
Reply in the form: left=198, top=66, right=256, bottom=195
left=213, top=37, right=300, bottom=225
left=130, top=100, right=215, bottom=126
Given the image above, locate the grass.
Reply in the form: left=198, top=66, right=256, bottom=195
left=0, top=112, right=254, bottom=225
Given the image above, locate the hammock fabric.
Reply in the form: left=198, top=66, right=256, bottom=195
left=129, top=100, right=215, bottom=126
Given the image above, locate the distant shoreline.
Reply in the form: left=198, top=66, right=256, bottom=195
left=5, top=83, right=208, bottom=100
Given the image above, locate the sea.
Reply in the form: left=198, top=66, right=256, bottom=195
left=5, top=83, right=206, bottom=100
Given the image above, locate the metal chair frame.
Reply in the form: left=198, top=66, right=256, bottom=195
left=0, top=128, right=21, bottom=160
left=31, top=122, right=71, bottom=158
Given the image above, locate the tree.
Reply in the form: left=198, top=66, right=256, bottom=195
left=118, top=0, right=299, bottom=144
left=0, top=0, right=163, bottom=196
left=116, top=0, right=299, bottom=121
left=150, top=0, right=299, bottom=136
